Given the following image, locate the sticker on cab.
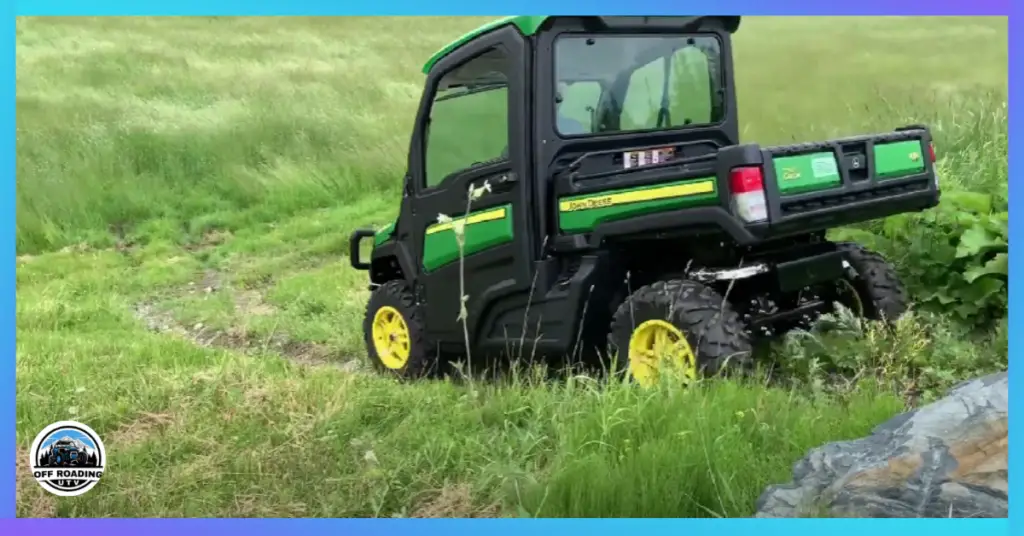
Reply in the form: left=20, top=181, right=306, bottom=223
left=623, top=147, right=675, bottom=169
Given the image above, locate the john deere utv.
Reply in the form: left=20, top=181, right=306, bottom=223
left=349, top=16, right=940, bottom=385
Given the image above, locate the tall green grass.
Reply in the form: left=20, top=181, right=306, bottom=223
left=16, top=16, right=1007, bottom=254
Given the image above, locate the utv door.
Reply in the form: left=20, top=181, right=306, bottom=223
left=404, top=25, right=537, bottom=349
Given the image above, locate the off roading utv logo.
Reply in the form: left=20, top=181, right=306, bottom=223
left=29, top=420, right=106, bottom=497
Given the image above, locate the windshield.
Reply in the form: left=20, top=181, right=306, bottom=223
left=554, top=35, right=724, bottom=136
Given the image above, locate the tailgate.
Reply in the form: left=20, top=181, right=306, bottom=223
left=760, top=129, right=939, bottom=234
left=771, top=139, right=927, bottom=196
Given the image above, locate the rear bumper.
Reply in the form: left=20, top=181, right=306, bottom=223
left=762, top=174, right=940, bottom=240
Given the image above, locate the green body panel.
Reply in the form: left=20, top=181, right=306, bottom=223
left=374, top=222, right=395, bottom=247
left=422, top=16, right=550, bottom=74
left=772, top=151, right=842, bottom=195
left=557, top=178, right=719, bottom=233
left=422, top=205, right=514, bottom=272
left=874, top=140, right=926, bottom=179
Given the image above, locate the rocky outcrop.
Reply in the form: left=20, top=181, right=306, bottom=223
left=755, top=372, right=1008, bottom=518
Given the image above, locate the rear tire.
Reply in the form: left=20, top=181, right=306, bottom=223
left=363, top=280, right=436, bottom=379
left=836, top=242, right=909, bottom=322
left=608, top=279, right=753, bottom=385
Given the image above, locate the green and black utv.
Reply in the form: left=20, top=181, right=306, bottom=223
left=349, top=16, right=940, bottom=385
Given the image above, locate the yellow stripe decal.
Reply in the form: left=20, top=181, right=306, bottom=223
left=426, top=207, right=507, bottom=235
left=559, top=180, right=716, bottom=213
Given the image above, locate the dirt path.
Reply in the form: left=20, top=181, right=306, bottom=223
left=133, top=268, right=363, bottom=373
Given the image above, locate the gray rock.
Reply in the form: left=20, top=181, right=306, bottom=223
left=755, top=371, right=1008, bottom=518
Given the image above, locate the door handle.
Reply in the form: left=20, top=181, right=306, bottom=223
left=489, top=172, right=519, bottom=193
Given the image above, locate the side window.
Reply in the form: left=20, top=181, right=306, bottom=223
left=424, top=48, right=510, bottom=188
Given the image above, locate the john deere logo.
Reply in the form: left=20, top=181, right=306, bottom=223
left=782, top=168, right=801, bottom=180
left=564, top=196, right=614, bottom=211
left=909, top=152, right=921, bottom=162
left=29, top=420, right=106, bottom=497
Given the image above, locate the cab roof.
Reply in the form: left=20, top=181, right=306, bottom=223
left=422, top=16, right=741, bottom=75
left=422, top=16, right=549, bottom=74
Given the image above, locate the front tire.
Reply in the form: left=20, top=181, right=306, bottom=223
left=608, top=279, right=753, bottom=386
left=363, top=280, right=436, bottom=378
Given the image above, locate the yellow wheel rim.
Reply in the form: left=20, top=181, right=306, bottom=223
left=627, top=319, right=697, bottom=387
left=371, top=306, right=411, bottom=370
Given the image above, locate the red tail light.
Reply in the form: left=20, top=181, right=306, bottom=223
left=729, top=166, right=765, bottom=194
left=729, top=166, right=768, bottom=223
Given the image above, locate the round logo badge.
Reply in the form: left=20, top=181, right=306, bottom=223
left=29, top=420, right=106, bottom=497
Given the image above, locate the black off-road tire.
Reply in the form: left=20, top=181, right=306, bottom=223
left=608, top=279, right=754, bottom=380
left=363, top=280, right=436, bottom=379
left=836, top=242, right=909, bottom=322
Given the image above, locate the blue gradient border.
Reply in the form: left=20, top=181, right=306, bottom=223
left=5, top=0, right=1015, bottom=533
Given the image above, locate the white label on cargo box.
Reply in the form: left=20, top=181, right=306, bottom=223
left=811, top=156, right=839, bottom=178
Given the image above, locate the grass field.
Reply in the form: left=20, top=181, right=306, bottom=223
left=16, top=16, right=1008, bottom=518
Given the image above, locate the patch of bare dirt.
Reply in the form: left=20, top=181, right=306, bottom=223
left=16, top=445, right=57, bottom=518
left=410, top=483, right=504, bottom=518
